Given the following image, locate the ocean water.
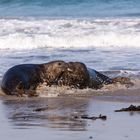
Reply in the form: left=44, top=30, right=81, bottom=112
left=0, top=0, right=140, bottom=80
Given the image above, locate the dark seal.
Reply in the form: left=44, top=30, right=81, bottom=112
left=57, top=62, right=112, bottom=89
left=57, top=61, right=133, bottom=89
left=1, top=61, right=68, bottom=96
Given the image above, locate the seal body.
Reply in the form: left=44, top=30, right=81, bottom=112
left=1, top=61, right=67, bottom=96
left=57, top=63, right=133, bottom=89
left=57, top=62, right=112, bottom=89
left=87, top=68, right=113, bottom=89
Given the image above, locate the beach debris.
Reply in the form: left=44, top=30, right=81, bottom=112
left=80, top=114, right=107, bottom=120
left=115, top=105, right=140, bottom=112
left=33, top=106, right=48, bottom=112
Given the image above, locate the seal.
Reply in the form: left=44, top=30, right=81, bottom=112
left=1, top=60, right=134, bottom=96
left=1, top=60, right=68, bottom=96
left=57, top=62, right=112, bottom=89
left=57, top=61, right=133, bottom=89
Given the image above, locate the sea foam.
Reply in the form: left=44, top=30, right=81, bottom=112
left=0, top=18, right=140, bottom=50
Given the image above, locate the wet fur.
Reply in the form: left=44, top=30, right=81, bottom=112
left=57, top=62, right=90, bottom=89
left=1, top=61, right=67, bottom=96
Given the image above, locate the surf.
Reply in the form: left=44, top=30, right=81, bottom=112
left=0, top=18, right=140, bottom=50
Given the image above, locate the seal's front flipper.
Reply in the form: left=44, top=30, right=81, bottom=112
left=16, top=81, right=25, bottom=97
left=16, top=81, right=38, bottom=97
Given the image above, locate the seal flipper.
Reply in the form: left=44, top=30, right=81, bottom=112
left=16, top=81, right=38, bottom=97
left=15, top=79, right=31, bottom=97
left=88, top=68, right=112, bottom=89
left=95, top=70, right=113, bottom=85
left=15, top=81, right=25, bottom=97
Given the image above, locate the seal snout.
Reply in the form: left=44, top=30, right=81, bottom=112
left=57, top=61, right=68, bottom=72
left=58, top=62, right=73, bottom=72
left=67, top=68, right=73, bottom=72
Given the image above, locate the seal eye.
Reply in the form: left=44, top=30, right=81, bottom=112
left=58, top=62, right=62, bottom=66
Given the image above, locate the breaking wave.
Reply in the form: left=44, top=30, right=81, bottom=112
left=0, top=18, right=140, bottom=50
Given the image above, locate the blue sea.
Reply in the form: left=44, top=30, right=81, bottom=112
left=0, top=0, right=140, bottom=79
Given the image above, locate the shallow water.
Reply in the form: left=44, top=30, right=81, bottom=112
left=0, top=47, right=140, bottom=75
left=0, top=96, right=140, bottom=140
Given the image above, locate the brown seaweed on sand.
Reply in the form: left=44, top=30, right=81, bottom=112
left=33, top=106, right=48, bottom=112
left=115, top=105, right=140, bottom=112
left=79, top=114, right=107, bottom=120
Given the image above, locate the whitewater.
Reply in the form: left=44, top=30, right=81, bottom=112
left=0, top=18, right=140, bottom=50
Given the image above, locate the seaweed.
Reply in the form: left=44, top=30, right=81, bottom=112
left=80, top=114, right=107, bottom=120
left=33, top=106, right=48, bottom=112
left=115, top=105, right=140, bottom=112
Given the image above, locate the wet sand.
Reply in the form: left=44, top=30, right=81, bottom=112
left=0, top=89, right=140, bottom=140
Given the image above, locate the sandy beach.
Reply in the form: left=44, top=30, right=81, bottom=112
left=0, top=87, right=140, bottom=140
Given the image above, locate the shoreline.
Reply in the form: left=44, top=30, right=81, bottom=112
left=0, top=87, right=140, bottom=103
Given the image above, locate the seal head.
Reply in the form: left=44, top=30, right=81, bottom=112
left=57, top=62, right=90, bottom=89
left=41, top=60, right=68, bottom=86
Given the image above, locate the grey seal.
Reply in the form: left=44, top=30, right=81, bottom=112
left=1, top=60, right=68, bottom=96
left=57, top=61, right=133, bottom=89
left=57, top=62, right=112, bottom=89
